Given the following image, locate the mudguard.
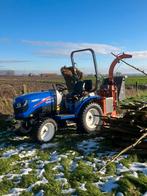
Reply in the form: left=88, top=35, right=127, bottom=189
left=75, top=95, right=101, bottom=117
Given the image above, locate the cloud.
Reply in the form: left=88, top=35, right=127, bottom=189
left=22, top=40, right=121, bottom=57
left=0, top=60, right=30, bottom=64
left=128, top=51, right=147, bottom=59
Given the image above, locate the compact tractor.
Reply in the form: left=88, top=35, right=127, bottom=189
left=13, top=48, right=132, bottom=143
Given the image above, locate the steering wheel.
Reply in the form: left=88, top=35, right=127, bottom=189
left=52, top=83, right=67, bottom=92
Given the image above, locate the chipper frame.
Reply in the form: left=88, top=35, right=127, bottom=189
left=99, top=53, right=132, bottom=117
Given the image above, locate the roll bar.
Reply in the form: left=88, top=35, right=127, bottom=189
left=70, top=48, right=99, bottom=91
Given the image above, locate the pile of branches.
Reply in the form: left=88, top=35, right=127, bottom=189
left=98, top=102, right=147, bottom=172
left=103, top=101, right=147, bottom=150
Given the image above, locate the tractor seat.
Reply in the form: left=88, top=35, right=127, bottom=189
left=73, top=80, right=93, bottom=95
left=84, top=80, right=93, bottom=92
left=65, top=80, right=93, bottom=101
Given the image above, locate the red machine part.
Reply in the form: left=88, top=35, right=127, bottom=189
left=108, top=53, right=132, bottom=117
left=99, top=53, right=132, bottom=117
left=108, top=53, right=132, bottom=82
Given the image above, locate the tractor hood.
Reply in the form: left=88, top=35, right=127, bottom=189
left=15, top=91, right=55, bottom=101
left=13, top=90, right=56, bottom=119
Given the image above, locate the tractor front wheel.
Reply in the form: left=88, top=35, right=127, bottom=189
left=36, top=118, right=57, bottom=143
left=15, top=121, right=32, bottom=136
left=77, top=102, right=103, bottom=134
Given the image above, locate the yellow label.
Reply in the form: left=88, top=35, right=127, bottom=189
left=57, top=105, right=60, bottom=111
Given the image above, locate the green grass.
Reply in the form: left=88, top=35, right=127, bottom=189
left=0, top=158, right=13, bottom=175
left=84, top=75, right=147, bottom=86
left=32, top=182, right=63, bottom=196
left=19, top=192, right=33, bottom=196
left=125, top=75, right=147, bottom=86
left=0, top=137, right=145, bottom=196
left=34, top=164, right=63, bottom=195
left=69, top=161, right=99, bottom=184
left=116, top=177, right=140, bottom=196
left=120, top=154, right=139, bottom=168
left=36, top=149, right=50, bottom=161
left=116, top=173, right=147, bottom=195
left=0, top=177, right=14, bottom=195
left=105, top=162, right=116, bottom=176
left=77, top=182, right=105, bottom=196
left=19, top=171, right=37, bottom=188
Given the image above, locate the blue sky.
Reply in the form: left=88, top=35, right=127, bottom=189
left=0, top=0, right=147, bottom=74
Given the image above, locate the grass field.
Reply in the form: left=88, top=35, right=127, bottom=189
left=0, top=125, right=147, bottom=195
left=125, top=75, right=147, bottom=86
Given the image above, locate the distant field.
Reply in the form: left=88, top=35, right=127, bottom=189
left=125, top=75, right=147, bottom=85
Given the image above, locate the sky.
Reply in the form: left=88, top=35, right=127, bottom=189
left=0, top=0, right=147, bottom=75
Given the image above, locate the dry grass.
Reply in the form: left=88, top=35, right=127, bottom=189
left=0, top=75, right=55, bottom=115
left=0, top=98, right=13, bottom=115
left=126, top=88, right=147, bottom=98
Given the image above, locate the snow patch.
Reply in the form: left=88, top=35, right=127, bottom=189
left=116, top=192, right=124, bottom=196
left=77, top=138, right=100, bottom=155
left=56, top=177, right=68, bottom=185
left=116, top=163, right=129, bottom=174
left=19, top=149, right=36, bottom=158
left=37, top=169, right=45, bottom=178
left=62, top=188, right=76, bottom=194
left=9, top=187, right=26, bottom=195
left=55, top=172, right=64, bottom=179
left=130, top=162, right=147, bottom=175
left=143, top=192, right=147, bottom=196
left=20, top=168, right=32, bottom=175
left=35, top=189, right=44, bottom=196
left=85, top=161, right=97, bottom=170
left=98, top=176, right=120, bottom=192
left=70, top=160, right=78, bottom=171
left=27, top=177, right=48, bottom=192
left=2, top=149, right=19, bottom=158
left=60, top=154, right=68, bottom=159
left=52, top=164, right=64, bottom=171
left=55, top=172, right=68, bottom=185
left=131, top=171, right=138, bottom=178
left=41, top=142, right=58, bottom=149
left=49, top=151, right=61, bottom=163
left=77, top=137, right=104, bottom=155
left=79, top=183, right=87, bottom=191
left=75, top=156, right=84, bottom=160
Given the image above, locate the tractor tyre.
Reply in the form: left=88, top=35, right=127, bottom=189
left=35, top=118, right=57, bottom=143
left=77, top=102, right=103, bottom=134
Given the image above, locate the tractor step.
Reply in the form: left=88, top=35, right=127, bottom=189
left=55, top=114, right=75, bottom=120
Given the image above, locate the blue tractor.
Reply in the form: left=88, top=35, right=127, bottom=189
left=13, top=49, right=103, bottom=143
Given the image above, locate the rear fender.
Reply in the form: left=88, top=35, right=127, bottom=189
left=75, top=96, right=101, bottom=117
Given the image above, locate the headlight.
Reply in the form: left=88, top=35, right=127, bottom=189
left=15, top=100, right=28, bottom=109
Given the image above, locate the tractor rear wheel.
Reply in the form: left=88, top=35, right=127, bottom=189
left=36, top=118, right=57, bottom=143
left=77, top=102, right=103, bottom=134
